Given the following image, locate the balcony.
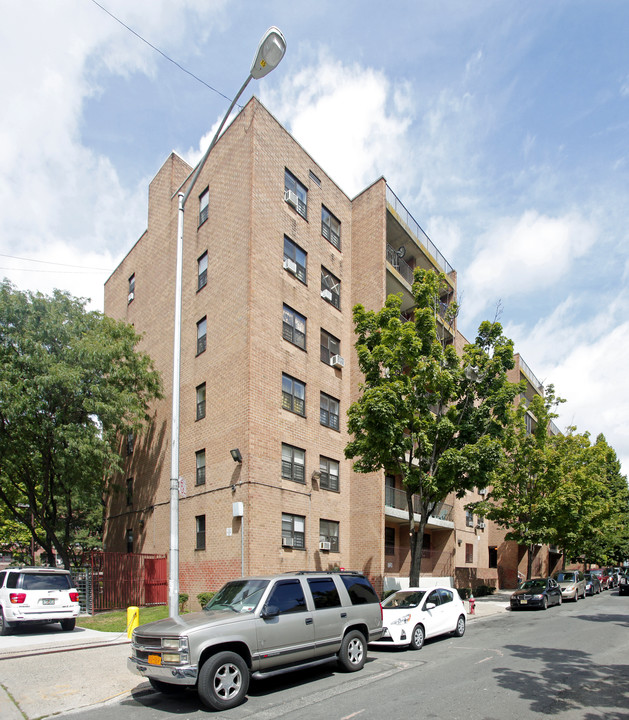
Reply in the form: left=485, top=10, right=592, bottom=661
left=385, top=486, right=454, bottom=529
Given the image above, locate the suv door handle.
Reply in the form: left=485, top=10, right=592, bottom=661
left=340, top=612, right=347, bottom=618
left=305, top=617, right=313, bottom=625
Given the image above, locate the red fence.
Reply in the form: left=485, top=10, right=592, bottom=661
left=83, top=551, right=167, bottom=612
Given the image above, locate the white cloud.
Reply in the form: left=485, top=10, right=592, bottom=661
left=262, top=50, right=414, bottom=198
left=460, top=210, right=597, bottom=321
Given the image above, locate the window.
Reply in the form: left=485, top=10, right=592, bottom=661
left=465, top=510, right=474, bottom=527
left=282, top=305, right=306, bottom=350
left=319, top=456, right=339, bottom=491
left=199, top=187, right=209, bottom=226
left=283, top=236, right=307, bottom=283
left=196, top=514, right=206, bottom=550
left=321, top=206, right=341, bottom=249
left=320, top=329, right=340, bottom=365
left=128, top=274, right=135, bottom=303
left=307, top=577, right=341, bottom=608
left=281, top=444, right=305, bottom=483
left=266, top=579, right=307, bottom=614
left=438, top=588, right=454, bottom=605
left=126, top=433, right=134, bottom=456
left=309, top=169, right=321, bottom=187
left=282, top=513, right=305, bottom=549
left=126, top=529, right=133, bottom=554
left=321, top=267, right=340, bottom=309
left=196, top=383, right=206, bottom=420
left=340, top=575, right=380, bottom=605
left=465, top=543, right=473, bottom=564
left=320, top=392, right=340, bottom=430
left=196, top=449, right=206, bottom=486
left=319, top=519, right=339, bottom=552
left=126, top=478, right=133, bottom=507
left=426, top=589, right=441, bottom=606
left=197, top=251, right=208, bottom=291
left=284, top=169, right=307, bottom=219
left=489, top=545, right=498, bottom=569
left=196, top=317, right=207, bottom=355
left=282, top=374, right=305, bottom=416
left=385, top=527, right=395, bottom=556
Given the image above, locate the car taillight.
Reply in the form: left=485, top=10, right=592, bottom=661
left=69, top=592, right=79, bottom=602
left=10, top=593, right=26, bottom=604
left=379, top=602, right=383, bottom=621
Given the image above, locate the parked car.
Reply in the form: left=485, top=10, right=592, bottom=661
left=590, top=569, right=611, bottom=590
left=552, top=571, right=586, bottom=601
left=618, top=572, right=629, bottom=596
left=128, top=571, right=383, bottom=711
left=0, top=566, right=80, bottom=635
left=370, top=585, right=466, bottom=651
left=605, top=567, right=621, bottom=588
left=584, top=573, right=602, bottom=595
left=510, top=577, right=562, bottom=610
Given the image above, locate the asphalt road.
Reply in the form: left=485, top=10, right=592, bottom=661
left=7, top=590, right=629, bottom=720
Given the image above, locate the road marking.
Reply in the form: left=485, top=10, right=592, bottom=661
left=341, top=710, right=365, bottom=720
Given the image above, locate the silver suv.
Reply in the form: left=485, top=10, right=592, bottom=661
left=128, top=571, right=383, bottom=710
left=0, top=567, right=80, bottom=634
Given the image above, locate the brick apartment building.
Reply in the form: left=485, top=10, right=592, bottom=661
left=104, top=97, right=558, bottom=601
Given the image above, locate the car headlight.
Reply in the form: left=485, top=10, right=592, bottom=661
left=162, top=637, right=188, bottom=651
left=566, top=585, right=575, bottom=592
left=533, top=594, right=544, bottom=600
left=390, top=614, right=412, bottom=626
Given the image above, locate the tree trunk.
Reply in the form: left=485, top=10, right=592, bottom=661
left=407, top=491, right=428, bottom=586
left=526, top=544, right=534, bottom=580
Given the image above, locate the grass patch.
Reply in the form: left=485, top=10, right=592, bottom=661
left=77, top=605, right=174, bottom=633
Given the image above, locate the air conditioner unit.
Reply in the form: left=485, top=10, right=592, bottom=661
left=127, top=292, right=135, bottom=303
left=321, top=288, right=333, bottom=301
left=479, top=487, right=487, bottom=496
left=330, top=354, right=345, bottom=369
left=283, top=258, right=297, bottom=274
left=319, top=541, right=331, bottom=551
left=282, top=537, right=294, bottom=547
left=284, top=189, right=298, bottom=208
left=477, top=522, right=486, bottom=530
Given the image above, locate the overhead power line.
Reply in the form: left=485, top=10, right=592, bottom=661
left=88, top=0, right=234, bottom=104
left=0, top=253, right=112, bottom=272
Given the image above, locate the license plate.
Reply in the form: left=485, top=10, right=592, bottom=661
left=41, top=598, right=55, bottom=605
left=521, top=599, right=527, bottom=605
left=148, top=655, right=162, bottom=666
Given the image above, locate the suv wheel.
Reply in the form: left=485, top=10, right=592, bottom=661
left=60, top=618, right=76, bottom=632
left=0, top=609, right=14, bottom=636
left=197, top=651, right=249, bottom=710
left=338, top=630, right=366, bottom=672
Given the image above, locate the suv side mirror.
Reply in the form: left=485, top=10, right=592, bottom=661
left=261, top=605, right=280, bottom=619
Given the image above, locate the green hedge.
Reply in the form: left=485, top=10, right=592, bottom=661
left=197, top=591, right=216, bottom=608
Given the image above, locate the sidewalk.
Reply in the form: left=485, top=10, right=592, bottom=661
left=466, top=590, right=513, bottom=620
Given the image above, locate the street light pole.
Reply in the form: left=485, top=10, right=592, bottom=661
left=168, top=27, right=286, bottom=617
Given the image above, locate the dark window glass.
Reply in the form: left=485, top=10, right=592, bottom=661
left=197, top=251, right=208, bottom=291
left=340, top=575, right=379, bottom=605
left=284, top=236, right=307, bottom=283
left=283, top=305, right=306, bottom=349
left=126, top=529, right=133, bottom=554
left=126, top=478, right=133, bottom=506
left=385, top=527, right=395, bottom=556
left=321, top=206, right=341, bottom=249
left=320, top=392, right=340, bottom=430
left=307, top=577, right=341, bottom=608
left=426, top=589, right=441, bottom=606
left=196, top=383, right=206, bottom=420
left=197, top=317, right=207, bottom=355
left=438, top=589, right=453, bottom=605
left=199, top=188, right=209, bottom=226
left=196, top=515, right=206, bottom=550
left=319, top=457, right=339, bottom=491
left=196, top=450, right=206, bottom=485
left=20, top=574, right=71, bottom=590
left=266, top=579, right=307, bottom=614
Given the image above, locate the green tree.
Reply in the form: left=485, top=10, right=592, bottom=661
left=0, top=281, right=161, bottom=568
left=470, top=386, right=564, bottom=579
left=345, top=268, right=522, bottom=585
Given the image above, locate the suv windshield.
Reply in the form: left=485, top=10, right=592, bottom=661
left=205, top=579, right=269, bottom=614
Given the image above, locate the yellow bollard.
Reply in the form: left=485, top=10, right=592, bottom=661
left=127, top=606, right=139, bottom=639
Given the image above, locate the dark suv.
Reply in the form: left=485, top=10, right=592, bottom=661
left=128, top=571, right=383, bottom=710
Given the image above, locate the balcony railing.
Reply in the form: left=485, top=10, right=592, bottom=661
left=385, top=486, right=453, bottom=522
left=386, top=185, right=454, bottom=276
left=518, top=355, right=543, bottom=392
left=386, top=243, right=414, bottom=285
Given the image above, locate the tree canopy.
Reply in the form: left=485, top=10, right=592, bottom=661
left=345, top=268, right=522, bottom=584
left=0, top=281, right=161, bottom=568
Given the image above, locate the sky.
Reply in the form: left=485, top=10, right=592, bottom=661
left=2, top=1, right=629, bottom=472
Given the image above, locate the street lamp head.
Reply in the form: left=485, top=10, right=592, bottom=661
left=250, top=26, right=286, bottom=80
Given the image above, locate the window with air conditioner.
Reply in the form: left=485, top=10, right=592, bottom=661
left=321, top=267, right=340, bottom=308
left=283, top=305, right=306, bottom=350
left=319, top=519, right=339, bottom=552
left=320, top=329, right=340, bottom=365
left=282, top=513, right=305, bottom=549
left=282, top=374, right=305, bottom=416
left=281, top=443, right=305, bottom=484
left=283, top=236, right=307, bottom=283
left=284, top=169, right=307, bottom=219
left=321, top=206, right=341, bottom=250
left=319, top=457, right=339, bottom=491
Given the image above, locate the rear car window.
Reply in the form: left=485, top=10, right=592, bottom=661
left=340, top=575, right=379, bottom=605
left=307, top=577, right=341, bottom=608
left=20, top=573, right=72, bottom=590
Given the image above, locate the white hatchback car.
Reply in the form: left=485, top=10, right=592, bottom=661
left=0, top=567, right=80, bottom=635
left=370, top=585, right=466, bottom=651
